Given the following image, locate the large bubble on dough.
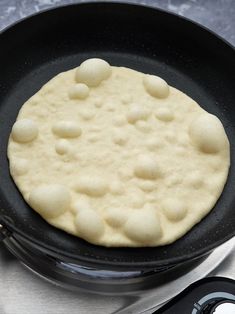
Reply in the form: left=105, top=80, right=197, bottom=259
left=189, top=114, right=228, bottom=153
left=71, top=199, right=91, bottom=214
left=127, top=105, right=149, bottom=124
left=105, top=208, right=127, bottom=228
left=68, top=83, right=89, bottom=99
left=162, top=199, right=187, bottom=221
left=75, top=58, right=112, bottom=87
left=109, top=180, right=124, bottom=195
left=75, top=209, right=104, bottom=242
left=134, top=155, right=161, bottom=180
left=143, top=74, right=169, bottom=99
left=12, top=119, right=38, bottom=143
left=52, top=121, right=82, bottom=138
left=28, top=184, right=71, bottom=219
left=124, top=210, right=162, bottom=244
left=75, top=176, right=108, bottom=197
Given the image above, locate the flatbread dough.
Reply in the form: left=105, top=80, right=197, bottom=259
left=8, top=58, right=230, bottom=247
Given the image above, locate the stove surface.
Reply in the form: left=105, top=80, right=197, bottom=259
left=117, top=237, right=235, bottom=313
left=0, top=237, right=234, bottom=314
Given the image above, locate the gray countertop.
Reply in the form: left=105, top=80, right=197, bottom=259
left=0, top=1, right=234, bottom=314
left=0, top=0, right=235, bottom=45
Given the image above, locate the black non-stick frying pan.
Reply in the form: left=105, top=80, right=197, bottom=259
left=0, top=2, right=234, bottom=271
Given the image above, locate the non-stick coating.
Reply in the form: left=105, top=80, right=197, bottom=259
left=0, top=2, right=234, bottom=270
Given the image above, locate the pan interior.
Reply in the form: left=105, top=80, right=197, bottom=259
left=0, top=3, right=234, bottom=268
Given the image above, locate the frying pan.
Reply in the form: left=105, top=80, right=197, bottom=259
left=0, top=2, right=234, bottom=271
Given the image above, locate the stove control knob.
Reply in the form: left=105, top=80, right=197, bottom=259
left=209, top=300, right=235, bottom=314
left=201, top=299, right=235, bottom=314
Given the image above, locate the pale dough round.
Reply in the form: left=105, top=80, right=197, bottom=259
left=8, top=59, right=230, bottom=247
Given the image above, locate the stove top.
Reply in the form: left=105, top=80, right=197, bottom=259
left=115, top=237, right=235, bottom=313
left=0, top=236, right=234, bottom=314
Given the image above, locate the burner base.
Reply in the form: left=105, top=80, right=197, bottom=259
left=3, top=236, right=234, bottom=297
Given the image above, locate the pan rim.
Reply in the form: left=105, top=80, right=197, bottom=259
left=0, top=1, right=235, bottom=268
left=2, top=218, right=234, bottom=269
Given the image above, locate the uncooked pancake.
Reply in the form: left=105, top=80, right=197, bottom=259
left=7, top=58, right=230, bottom=247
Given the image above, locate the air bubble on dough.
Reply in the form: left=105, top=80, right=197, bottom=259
left=118, top=167, right=133, bottom=181
left=68, top=83, right=89, bottom=99
left=94, top=99, right=102, bottom=108
left=75, top=209, right=104, bottom=241
left=74, top=176, right=108, bottom=197
left=75, top=58, right=112, bottom=87
left=189, top=114, right=228, bottom=153
left=109, top=180, right=124, bottom=195
left=52, top=121, right=82, bottom=138
left=155, top=107, right=174, bottom=122
left=80, top=109, right=95, bottom=120
left=90, top=126, right=100, bottom=132
left=128, top=192, right=145, bottom=208
left=55, top=139, right=71, bottom=155
left=106, top=104, right=116, bottom=112
left=121, top=95, right=132, bottom=104
left=105, top=208, right=127, bottom=228
left=28, top=184, right=71, bottom=219
left=165, top=131, right=177, bottom=143
left=146, top=138, right=163, bottom=151
left=71, top=198, right=91, bottom=214
left=127, top=105, right=150, bottom=124
left=163, top=199, right=187, bottom=221
left=165, top=174, right=182, bottom=187
left=10, top=158, right=28, bottom=176
left=12, top=119, right=38, bottom=143
left=135, top=120, right=151, bottom=133
left=210, top=158, right=223, bottom=171
left=138, top=180, right=156, bottom=192
left=124, top=210, right=162, bottom=244
left=112, top=115, right=126, bottom=126
left=112, top=130, right=128, bottom=145
left=87, top=135, right=99, bottom=143
left=134, top=155, right=161, bottom=180
left=143, top=74, right=169, bottom=99
left=185, top=171, right=204, bottom=189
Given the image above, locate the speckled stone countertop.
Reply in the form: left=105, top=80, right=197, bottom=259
left=0, top=0, right=234, bottom=45
left=0, top=1, right=234, bottom=314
